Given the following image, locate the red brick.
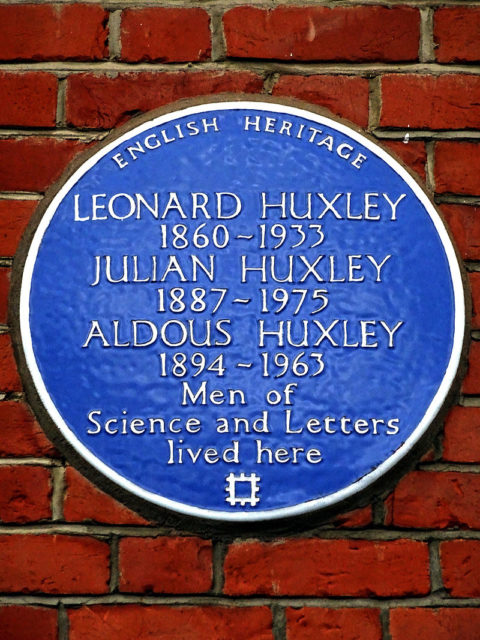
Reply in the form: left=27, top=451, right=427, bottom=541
left=0, top=138, right=90, bottom=193
left=69, top=605, right=273, bottom=640
left=0, top=534, right=109, bottom=593
left=381, top=75, right=480, bottom=130
left=462, top=340, right=480, bottom=395
left=224, top=539, right=429, bottom=597
left=0, top=73, right=57, bottom=127
left=392, top=471, right=480, bottom=528
left=0, top=401, right=57, bottom=458
left=0, top=4, right=108, bottom=61
left=435, top=8, right=480, bottom=63
left=0, top=334, right=21, bottom=392
left=390, top=608, right=480, bottom=640
left=443, top=407, right=480, bottom=462
left=435, top=142, right=480, bottom=195
left=66, top=71, right=263, bottom=129
left=119, top=536, right=212, bottom=593
left=0, top=267, right=9, bottom=324
left=0, top=606, right=57, bottom=640
left=470, top=273, right=480, bottom=330
left=332, top=505, right=373, bottom=528
left=441, top=540, right=480, bottom=597
left=286, top=608, right=382, bottom=640
left=272, top=75, right=369, bottom=127
left=121, top=8, right=210, bottom=63
left=224, top=6, right=419, bottom=62
left=64, top=467, right=148, bottom=525
left=440, top=204, right=480, bottom=260
left=382, top=140, right=426, bottom=181
left=0, top=200, right=36, bottom=256
left=0, top=466, right=51, bottom=523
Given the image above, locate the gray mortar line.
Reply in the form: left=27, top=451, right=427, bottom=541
left=263, top=72, right=279, bottom=95
left=1, top=524, right=480, bottom=540
left=2, top=61, right=480, bottom=75
left=373, top=130, right=480, bottom=140
left=425, top=140, right=435, bottom=193
left=417, top=462, right=480, bottom=472
left=419, top=7, right=435, bottom=64
left=210, top=7, right=227, bottom=62
left=5, top=128, right=480, bottom=144
left=109, top=535, right=120, bottom=592
left=272, top=603, right=287, bottom=640
left=435, top=195, right=480, bottom=205
left=1, top=593, right=480, bottom=607
left=58, top=603, right=69, bottom=640
left=372, top=497, right=387, bottom=527
left=461, top=396, right=480, bottom=407
left=0, top=458, right=62, bottom=467
left=368, top=76, right=382, bottom=131
left=429, top=540, right=446, bottom=595
left=0, top=192, right=42, bottom=200
left=108, top=9, right=123, bottom=60
left=55, top=78, right=67, bottom=128
left=211, top=539, right=227, bottom=595
left=433, top=431, right=444, bottom=461
left=0, top=129, right=106, bottom=141
left=51, top=465, right=66, bottom=521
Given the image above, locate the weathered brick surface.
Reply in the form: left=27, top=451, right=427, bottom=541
left=119, top=536, right=212, bottom=593
left=286, top=608, right=382, bottom=640
left=435, top=142, right=480, bottom=195
left=440, top=204, right=480, bottom=260
left=0, top=534, right=110, bottom=593
left=382, top=140, right=426, bottom=180
left=0, top=199, right=37, bottom=256
left=0, top=4, right=108, bottom=61
left=66, top=71, right=263, bottom=129
left=64, top=467, right=149, bottom=525
left=121, top=8, right=211, bottom=63
left=331, top=505, right=373, bottom=528
left=0, top=73, right=57, bottom=127
left=470, top=272, right=480, bottom=330
left=0, top=466, right=51, bottom=523
left=0, top=606, right=58, bottom=640
left=0, top=3, right=479, bottom=636
left=0, top=334, right=22, bottom=391
left=441, top=540, right=480, bottom=597
left=390, top=608, right=480, bottom=640
left=391, top=471, right=480, bottom=529
left=224, top=539, right=429, bottom=596
left=0, top=138, right=90, bottom=193
left=0, top=267, right=9, bottom=324
left=443, top=406, right=480, bottom=462
left=435, top=7, right=480, bottom=63
left=272, top=75, right=369, bottom=127
left=224, top=6, right=420, bottom=62
left=462, top=340, right=480, bottom=395
left=380, top=75, right=480, bottom=130
left=68, top=605, right=273, bottom=640
left=0, top=401, right=57, bottom=458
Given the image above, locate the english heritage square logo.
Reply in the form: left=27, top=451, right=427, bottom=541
left=12, top=97, right=466, bottom=523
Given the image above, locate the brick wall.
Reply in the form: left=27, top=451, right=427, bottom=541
left=1, top=2, right=480, bottom=639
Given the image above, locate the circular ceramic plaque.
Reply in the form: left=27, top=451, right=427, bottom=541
left=15, top=98, right=465, bottom=522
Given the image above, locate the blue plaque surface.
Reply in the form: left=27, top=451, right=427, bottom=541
left=17, top=99, right=465, bottom=522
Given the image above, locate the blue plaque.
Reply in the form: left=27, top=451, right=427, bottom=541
left=15, top=98, right=466, bottom=522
